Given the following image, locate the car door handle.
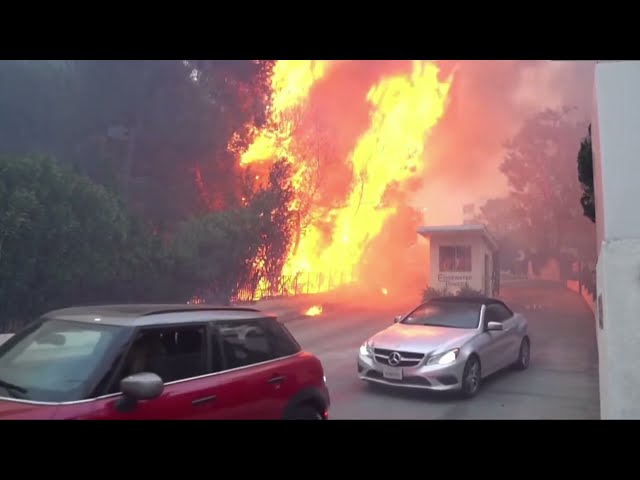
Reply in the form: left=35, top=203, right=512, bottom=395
left=267, top=375, right=286, bottom=385
left=192, top=395, right=217, bottom=407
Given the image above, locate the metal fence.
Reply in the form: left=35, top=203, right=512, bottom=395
left=233, top=270, right=354, bottom=302
left=567, top=260, right=597, bottom=300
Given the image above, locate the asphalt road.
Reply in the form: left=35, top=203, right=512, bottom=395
left=285, top=280, right=600, bottom=419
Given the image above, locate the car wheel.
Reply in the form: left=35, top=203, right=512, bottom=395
left=514, top=337, right=531, bottom=370
left=286, top=404, right=324, bottom=420
left=461, top=356, right=481, bottom=398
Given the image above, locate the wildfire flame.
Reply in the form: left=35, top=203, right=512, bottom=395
left=238, top=60, right=330, bottom=167
left=233, top=60, right=452, bottom=297
left=304, top=305, right=323, bottom=316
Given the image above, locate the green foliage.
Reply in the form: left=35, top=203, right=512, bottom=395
left=247, top=160, right=297, bottom=289
left=421, top=283, right=485, bottom=303
left=0, top=61, right=308, bottom=327
left=0, top=154, right=302, bottom=328
left=0, top=60, right=273, bottom=230
left=0, top=155, right=142, bottom=324
left=577, top=125, right=595, bottom=223
left=168, top=159, right=297, bottom=303
left=422, top=286, right=449, bottom=302
left=169, top=208, right=262, bottom=304
left=456, top=283, right=486, bottom=298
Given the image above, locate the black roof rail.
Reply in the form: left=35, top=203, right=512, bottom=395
left=142, top=306, right=261, bottom=316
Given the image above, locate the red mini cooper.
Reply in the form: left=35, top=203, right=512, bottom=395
left=0, top=305, right=329, bottom=420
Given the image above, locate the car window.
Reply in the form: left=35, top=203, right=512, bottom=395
left=402, top=302, right=481, bottom=329
left=485, top=304, right=512, bottom=324
left=216, top=320, right=286, bottom=370
left=265, top=319, right=301, bottom=358
left=484, top=305, right=499, bottom=324
left=114, top=325, right=206, bottom=387
left=494, top=304, right=513, bottom=321
left=0, top=319, right=128, bottom=402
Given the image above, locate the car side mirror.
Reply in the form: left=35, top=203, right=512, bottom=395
left=394, top=315, right=402, bottom=323
left=486, top=321, right=503, bottom=331
left=116, top=372, right=164, bottom=412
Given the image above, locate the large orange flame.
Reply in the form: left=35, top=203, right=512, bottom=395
left=233, top=60, right=452, bottom=297
left=237, top=61, right=331, bottom=168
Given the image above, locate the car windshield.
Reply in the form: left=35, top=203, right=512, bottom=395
left=401, top=302, right=481, bottom=329
left=0, top=319, right=128, bottom=403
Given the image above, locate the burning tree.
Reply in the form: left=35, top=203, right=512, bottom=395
left=229, top=60, right=453, bottom=297
left=245, top=160, right=298, bottom=298
left=170, top=159, right=298, bottom=303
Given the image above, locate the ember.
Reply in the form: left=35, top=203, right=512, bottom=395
left=305, top=305, right=323, bottom=316
left=187, top=296, right=205, bottom=305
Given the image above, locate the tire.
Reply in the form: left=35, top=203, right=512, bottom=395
left=286, top=404, right=324, bottom=420
left=460, top=356, right=482, bottom=398
left=513, top=337, right=531, bottom=371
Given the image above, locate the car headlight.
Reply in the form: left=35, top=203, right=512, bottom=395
left=427, top=348, right=460, bottom=366
left=359, top=341, right=373, bottom=357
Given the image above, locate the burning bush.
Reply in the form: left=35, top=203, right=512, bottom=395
left=170, top=160, right=298, bottom=303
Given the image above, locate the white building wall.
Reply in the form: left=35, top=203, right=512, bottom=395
left=592, top=60, right=640, bottom=419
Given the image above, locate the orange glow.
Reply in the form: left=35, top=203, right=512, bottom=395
left=381, top=287, right=388, bottom=296
left=235, top=61, right=330, bottom=168
left=232, top=61, right=452, bottom=297
left=304, top=305, right=323, bottom=316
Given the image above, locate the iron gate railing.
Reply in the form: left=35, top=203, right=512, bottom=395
left=233, top=270, right=354, bottom=302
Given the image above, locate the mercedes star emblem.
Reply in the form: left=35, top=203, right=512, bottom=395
left=388, top=351, right=402, bottom=366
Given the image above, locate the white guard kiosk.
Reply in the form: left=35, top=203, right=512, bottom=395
left=417, top=224, right=499, bottom=297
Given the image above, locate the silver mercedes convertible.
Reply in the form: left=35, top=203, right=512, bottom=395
left=357, top=297, right=530, bottom=397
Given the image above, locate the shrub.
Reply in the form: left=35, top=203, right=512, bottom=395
left=456, top=283, right=486, bottom=298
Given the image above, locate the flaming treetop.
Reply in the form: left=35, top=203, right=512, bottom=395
left=231, top=60, right=452, bottom=295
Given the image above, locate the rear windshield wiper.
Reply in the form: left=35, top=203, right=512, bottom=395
left=0, top=378, right=28, bottom=397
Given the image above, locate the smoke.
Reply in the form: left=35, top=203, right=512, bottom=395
left=302, top=60, right=595, bottom=227
left=413, top=60, right=595, bottom=225
left=240, top=60, right=596, bottom=305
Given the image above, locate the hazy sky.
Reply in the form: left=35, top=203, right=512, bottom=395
left=412, top=60, right=595, bottom=225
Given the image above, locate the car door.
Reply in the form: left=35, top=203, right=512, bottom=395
left=82, top=323, right=217, bottom=420
left=261, top=319, right=306, bottom=416
left=208, top=319, right=298, bottom=420
left=481, top=305, right=511, bottom=375
left=493, top=304, right=521, bottom=367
